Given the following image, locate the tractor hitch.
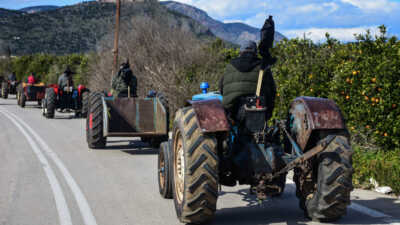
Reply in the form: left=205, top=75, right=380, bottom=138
left=273, top=134, right=336, bottom=179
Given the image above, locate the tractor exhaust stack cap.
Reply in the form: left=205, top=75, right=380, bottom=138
left=200, top=82, right=209, bottom=94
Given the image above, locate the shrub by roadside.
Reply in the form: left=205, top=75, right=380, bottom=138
left=353, top=146, right=400, bottom=195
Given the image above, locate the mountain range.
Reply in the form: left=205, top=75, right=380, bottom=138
left=0, top=1, right=285, bottom=55
left=161, top=1, right=285, bottom=45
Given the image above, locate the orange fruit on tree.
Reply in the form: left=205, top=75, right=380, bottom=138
left=346, top=95, right=350, bottom=100
left=365, top=96, right=369, bottom=101
left=352, top=71, right=357, bottom=76
left=366, top=125, right=370, bottom=129
left=375, top=98, right=380, bottom=103
left=372, top=78, right=377, bottom=83
left=384, top=133, right=388, bottom=137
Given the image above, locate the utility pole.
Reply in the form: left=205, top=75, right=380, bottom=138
left=112, top=0, right=121, bottom=76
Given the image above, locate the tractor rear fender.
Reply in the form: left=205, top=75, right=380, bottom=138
left=189, top=99, right=230, bottom=133
left=288, top=97, right=347, bottom=150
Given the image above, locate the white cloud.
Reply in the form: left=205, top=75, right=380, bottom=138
left=283, top=26, right=380, bottom=42
left=340, top=0, right=399, bottom=12
left=295, top=2, right=339, bottom=13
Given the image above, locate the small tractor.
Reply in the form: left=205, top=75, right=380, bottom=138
left=157, top=81, right=354, bottom=224
left=1, top=79, right=19, bottom=99
left=86, top=91, right=169, bottom=149
left=16, top=82, right=46, bottom=107
left=42, top=84, right=90, bottom=118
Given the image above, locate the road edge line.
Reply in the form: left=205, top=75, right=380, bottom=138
left=3, top=108, right=98, bottom=225
left=0, top=109, right=73, bottom=225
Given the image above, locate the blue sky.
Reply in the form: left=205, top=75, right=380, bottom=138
left=1, top=0, right=400, bottom=42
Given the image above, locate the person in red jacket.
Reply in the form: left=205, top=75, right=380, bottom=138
left=27, top=73, right=36, bottom=84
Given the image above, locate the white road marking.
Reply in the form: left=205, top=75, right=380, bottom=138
left=2, top=108, right=98, bottom=225
left=349, top=203, right=390, bottom=218
left=286, top=178, right=399, bottom=224
left=0, top=110, right=73, bottom=225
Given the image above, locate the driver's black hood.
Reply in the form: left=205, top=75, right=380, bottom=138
left=230, top=53, right=261, bottom=73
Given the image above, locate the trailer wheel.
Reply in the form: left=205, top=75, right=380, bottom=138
left=81, top=91, right=90, bottom=118
left=159, top=141, right=173, bottom=199
left=41, top=99, right=47, bottom=116
left=1, top=82, right=8, bottom=99
left=86, top=92, right=106, bottom=149
left=45, top=88, right=56, bottom=118
left=295, top=135, right=353, bottom=222
left=172, top=107, right=219, bottom=224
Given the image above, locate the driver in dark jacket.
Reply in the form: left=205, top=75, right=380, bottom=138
left=219, top=41, right=276, bottom=121
left=58, top=67, right=75, bottom=111
left=219, top=16, right=276, bottom=122
left=111, top=61, right=137, bottom=97
left=8, top=72, right=17, bottom=82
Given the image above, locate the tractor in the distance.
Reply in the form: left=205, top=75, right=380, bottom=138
left=42, top=84, right=90, bottom=118
left=16, top=82, right=46, bottom=107
left=1, top=79, right=19, bottom=99
left=86, top=91, right=169, bottom=149
left=158, top=82, right=353, bottom=224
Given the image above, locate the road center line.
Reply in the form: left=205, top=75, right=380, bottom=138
left=2, top=108, right=98, bottom=225
left=0, top=110, right=73, bottom=225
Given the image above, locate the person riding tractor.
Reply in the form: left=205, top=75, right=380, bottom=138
left=219, top=16, right=277, bottom=124
left=27, top=72, right=37, bottom=84
left=111, top=61, right=137, bottom=97
left=8, top=72, right=17, bottom=82
left=58, top=67, right=76, bottom=112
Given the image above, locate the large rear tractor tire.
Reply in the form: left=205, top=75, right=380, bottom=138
left=1, top=82, right=8, bottom=99
left=295, top=135, right=353, bottom=222
left=81, top=90, right=90, bottom=118
left=159, top=141, right=173, bottom=199
left=86, top=92, right=106, bottom=149
left=172, top=107, right=219, bottom=224
left=44, top=88, right=57, bottom=118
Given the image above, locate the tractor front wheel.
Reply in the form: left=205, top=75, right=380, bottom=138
left=20, top=93, right=26, bottom=108
left=1, top=82, right=8, bottom=99
left=295, top=135, right=353, bottom=222
left=86, top=92, right=106, bottom=149
left=158, top=141, right=173, bottom=199
left=172, top=107, right=219, bottom=224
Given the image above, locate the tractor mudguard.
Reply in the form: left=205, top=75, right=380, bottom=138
left=189, top=99, right=230, bottom=133
left=289, top=96, right=346, bottom=150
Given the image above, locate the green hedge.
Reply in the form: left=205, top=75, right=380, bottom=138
left=6, top=53, right=89, bottom=85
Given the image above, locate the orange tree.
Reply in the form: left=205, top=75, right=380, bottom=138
left=269, top=26, right=400, bottom=192
left=271, top=26, right=400, bottom=150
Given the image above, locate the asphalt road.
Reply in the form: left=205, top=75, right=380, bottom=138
left=1, top=96, right=399, bottom=225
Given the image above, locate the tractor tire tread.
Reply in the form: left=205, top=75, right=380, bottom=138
left=173, top=107, right=218, bottom=224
